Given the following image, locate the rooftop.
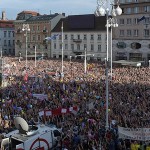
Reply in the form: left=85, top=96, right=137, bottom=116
left=25, top=13, right=59, bottom=22
left=52, top=14, right=106, bottom=32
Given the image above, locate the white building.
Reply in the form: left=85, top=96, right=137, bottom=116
left=51, top=14, right=111, bottom=61
left=113, top=0, right=150, bottom=64
left=0, top=11, right=15, bottom=56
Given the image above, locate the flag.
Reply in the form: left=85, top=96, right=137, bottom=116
left=45, top=34, right=60, bottom=41
left=24, top=73, right=28, bottom=81
left=137, top=16, right=146, bottom=23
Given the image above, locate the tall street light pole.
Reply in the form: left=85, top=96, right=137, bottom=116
left=22, top=24, right=30, bottom=71
left=109, top=17, right=118, bottom=79
left=95, top=0, right=122, bottom=130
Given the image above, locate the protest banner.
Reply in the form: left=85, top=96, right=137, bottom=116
left=118, top=126, right=150, bottom=141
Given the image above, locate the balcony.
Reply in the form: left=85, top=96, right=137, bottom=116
left=73, top=39, right=82, bottom=43
left=72, top=49, right=84, bottom=55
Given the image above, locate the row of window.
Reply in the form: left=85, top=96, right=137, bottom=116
left=119, top=29, right=150, bottom=37
left=120, top=0, right=148, bottom=3
left=4, top=31, right=14, bottom=38
left=3, top=40, right=15, bottom=46
left=26, top=34, right=107, bottom=41
left=17, top=25, right=48, bottom=32
left=122, top=6, right=150, bottom=14
left=27, top=44, right=48, bottom=50
left=119, top=17, right=150, bottom=25
left=53, top=43, right=105, bottom=52
left=53, top=34, right=106, bottom=41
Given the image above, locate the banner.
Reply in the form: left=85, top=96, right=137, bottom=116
left=32, top=94, right=48, bottom=100
left=40, top=106, right=78, bottom=117
left=118, top=126, right=150, bottom=141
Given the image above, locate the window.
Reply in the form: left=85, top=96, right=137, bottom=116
left=4, top=40, right=6, bottom=46
left=84, top=44, right=87, bottom=50
left=32, top=35, right=36, bottom=41
left=59, top=35, right=61, bottom=40
left=37, top=26, right=40, bottom=31
left=13, top=40, right=15, bottom=45
left=45, top=45, right=47, bottom=49
left=77, top=35, right=80, bottom=39
left=134, top=18, right=138, bottom=24
left=65, top=35, right=67, bottom=40
left=65, top=44, right=68, bottom=49
left=54, top=43, right=56, bottom=49
left=133, top=29, right=139, bottom=36
left=71, top=44, right=74, bottom=50
left=144, top=29, right=150, bottom=37
left=8, top=40, right=11, bottom=46
left=120, top=19, right=125, bottom=25
left=134, top=7, right=139, bottom=13
left=144, top=17, right=150, bottom=24
left=126, top=0, right=132, bottom=2
left=127, top=30, right=132, bottom=36
left=126, top=8, right=131, bottom=14
left=83, top=35, right=87, bottom=40
left=144, top=6, right=150, bottom=12
left=28, top=44, right=30, bottom=48
left=38, top=45, right=40, bottom=49
left=77, top=44, right=80, bottom=50
left=91, top=44, right=94, bottom=51
left=32, top=26, right=35, bottom=31
left=98, top=34, right=101, bottom=40
left=120, top=30, right=124, bottom=36
left=59, top=44, right=62, bottom=49
left=37, top=35, right=40, bottom=41
left=71, top=34, right=74, bottom=40
left=127, top=18, right=132, bottom=25
left=12, top=31, right=14, bottom=37
left=120, top=0, right=125, bottom=3
left=8, top=31, right=11, bottom=37
left=91, top=35, right=94, bottom=40
left=4, top=31, right=7, bottom=37
left=98, top=45, right=101, bottom=52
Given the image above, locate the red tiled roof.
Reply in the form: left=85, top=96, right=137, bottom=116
left=0, top=20, right=14, bottom=28
left=18, top=10, right=39, bottom=16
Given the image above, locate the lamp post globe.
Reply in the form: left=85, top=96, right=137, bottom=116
left=98, top=7, right=106, bottom=16
left=115, top=5, right=122, bottom=16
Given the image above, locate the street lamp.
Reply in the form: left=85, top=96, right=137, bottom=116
left=22, top=24, right=30, bottom=70
left=95, top=0, right=122, bottom=130
left=109, top=17, right=118, bottom=79
left=75, top=48, right=94, bottom=74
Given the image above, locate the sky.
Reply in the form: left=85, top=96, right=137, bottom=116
left=0, top=0, right=97, bottom=20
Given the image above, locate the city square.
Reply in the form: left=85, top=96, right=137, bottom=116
left=0, top=0, right=150, bottom=150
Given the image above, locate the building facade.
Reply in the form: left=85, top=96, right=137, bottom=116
left=14, top=11, right=65, bottom=58
left=51, top=14, right=111, bottom=61
left=0, top=11, right=15, bottom=56
left=113, top=0, right=150, bottom=63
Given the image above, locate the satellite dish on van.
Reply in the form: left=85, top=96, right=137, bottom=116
left=14, top=117, right=29, bottom=134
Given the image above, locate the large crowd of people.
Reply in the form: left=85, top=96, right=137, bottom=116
left=0, top=57, right=150, bottom=150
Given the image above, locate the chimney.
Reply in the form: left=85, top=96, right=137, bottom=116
left=2, top=11, right=6, bottom=20
left=62, top=13, right=65, bottom=16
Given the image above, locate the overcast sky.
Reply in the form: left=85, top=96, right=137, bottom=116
left=0, top=0, right=97, bottom=20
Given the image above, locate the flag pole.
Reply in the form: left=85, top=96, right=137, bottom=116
left=61, top=21, right=64, bottom=79
left=35, top=46, right=36, bottom=67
